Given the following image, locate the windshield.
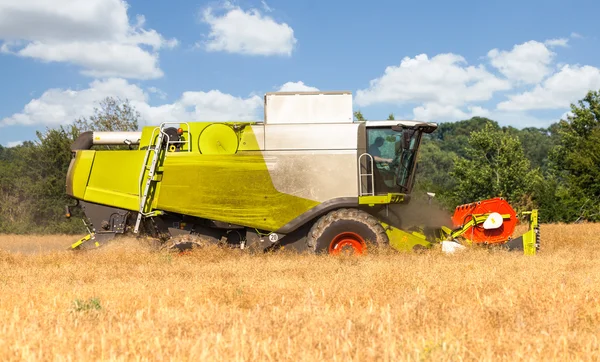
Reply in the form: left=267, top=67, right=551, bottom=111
left=367, top=127, right=421, bottom=192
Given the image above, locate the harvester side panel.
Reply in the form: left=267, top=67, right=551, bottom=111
left=262, top=150, right=358, bottom=202
left=68, top=150, right=151, bottom=212
left=259, top=122, right=362, bottom=201
left=263, top=123, right=360, bottom=150
left=156, top=153, right=320, bottom=231
left=66, top=150, right=95, bottom=199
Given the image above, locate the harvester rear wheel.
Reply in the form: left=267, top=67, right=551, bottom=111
left=166, top=234, right=212, bottom=253
left=307, top=208, right=389, bottom=255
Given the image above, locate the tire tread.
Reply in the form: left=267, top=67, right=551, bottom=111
left=306, top=208, right=388, bottom=252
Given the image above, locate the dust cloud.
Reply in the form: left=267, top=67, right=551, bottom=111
left=378, top=194, right=454, bottom=230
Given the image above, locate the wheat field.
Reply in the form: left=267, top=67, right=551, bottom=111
left=1, top=223, right=600, bottom=361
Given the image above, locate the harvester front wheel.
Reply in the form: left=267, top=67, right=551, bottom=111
left=307, top=208, right=389, bottom=255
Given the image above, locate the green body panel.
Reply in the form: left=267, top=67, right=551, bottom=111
left=138, top=122, right=260, bottom=153
left=68, top=123, right=321, bottom=231
left=139, top=126, right=159, bottom=150
left=150, top=123, right=319, bottom=230
left=382, top=222, right=432, bottom=252
left=85, top=151, right=148, bottom=211
left=67, top=149, right=153, bottom=211
left=67, top=151, right=95, bottom=199
left=359, top=193, right=405, bottom=206
left=156, top=153, right=320, bottom=230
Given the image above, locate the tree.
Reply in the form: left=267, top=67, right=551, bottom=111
left=413, top=140, right=457, bottom=210
left=450, top=122, right=537, bottom=208
left=0, top=127, right=84, bottom=233
left=431, top=117, right=497, bottom=159
left=0, top=96, right=144, bottom=234
left=73, top=96, right=141, bottom=132
left=548, top=89, right=600, bottom=221
left=353, top=110, right=365, bottom=122
left=0, top=144, right=28, bottom=232
left=503, top=125, right=558, bottom=171
left=24, top=126, right=84, bottom=233
left=387, top=113, right=395, bottom=120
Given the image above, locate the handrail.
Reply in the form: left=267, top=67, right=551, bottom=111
left=358, top=152, right=374, bottom=196
left=159, top=122, right=192, bottom=152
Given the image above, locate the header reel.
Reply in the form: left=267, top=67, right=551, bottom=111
left=434, top=197, right=539, bottom=254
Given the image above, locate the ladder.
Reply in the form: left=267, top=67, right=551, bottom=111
left=133, top=122, right=190, bottom=233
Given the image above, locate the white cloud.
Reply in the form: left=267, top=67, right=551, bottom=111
left=571, top=32, right=583, bottom=39
left=199, top=2, right=296, bottom=56
left=16, top=41, right=166, bottom=79
left=5, top=141, right=23, bottom=148
left=489, top=110, right=554, bottom=129
left=0, top=78, right=146, bottom=127
left=545, top=38, right=569, bottom=48
left=0, top=78, right=264, bottom=128
left=147, top=86, right=167, bottom=100
left=142, top=90, right=262, bottom=123
left=355, top=53, right=510, bottom=121
left=413, top=103, right=490, bottom=122
left=353, top=37, right=591, bottom=123
left=497, top=64, right=600, bottom=111
left=0, top=1, right=177, bottom=79
left=277, top=81, right=319, bottom=92
left=487, top=40, right=555, bottom=84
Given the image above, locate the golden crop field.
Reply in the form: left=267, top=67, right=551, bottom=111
left=1, top=223, right=600, bottom=361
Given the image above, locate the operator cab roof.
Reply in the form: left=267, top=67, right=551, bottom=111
left=364, top=120, right=438, bottom=134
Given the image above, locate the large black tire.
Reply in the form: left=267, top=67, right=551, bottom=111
left=306, top=208, right=389, bottom=255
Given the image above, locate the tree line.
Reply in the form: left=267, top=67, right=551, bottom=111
left=1, top=90, right=599, bottom=234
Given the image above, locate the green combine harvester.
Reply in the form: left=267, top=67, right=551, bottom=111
left=65, top=91, right=540, bottom=255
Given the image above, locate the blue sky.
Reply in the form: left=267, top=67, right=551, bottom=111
left=1, top=0, right=600, bottom=147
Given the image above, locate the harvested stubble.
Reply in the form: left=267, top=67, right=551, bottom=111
left=1, top=223, right=600, bottom=361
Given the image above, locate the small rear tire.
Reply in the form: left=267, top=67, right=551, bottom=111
left=306, top=208, right=389, bottom=255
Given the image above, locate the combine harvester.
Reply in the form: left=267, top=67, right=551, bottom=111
left=65, top=91, right=540, bottom=255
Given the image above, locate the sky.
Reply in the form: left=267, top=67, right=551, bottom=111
left=1, top=0, right=600, bottom=147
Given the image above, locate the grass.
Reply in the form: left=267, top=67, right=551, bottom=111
left=1, top=223, right=600, bottom=361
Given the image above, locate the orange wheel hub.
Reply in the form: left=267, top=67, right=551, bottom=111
left=328, top=232, right=367, bottom=255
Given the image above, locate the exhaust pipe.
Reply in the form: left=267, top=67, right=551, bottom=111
left=71, top=131, right=142, bottom=151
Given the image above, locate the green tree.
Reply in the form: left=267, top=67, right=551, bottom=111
left=413, top=140, right=457, bottom=209
left=0, top=143, right=31, bottom=232
left=22, top=126, right=84, bottom=233
left=387, top=113, right=395, bottom=120
left=433, top=117, right=497, bottom=158
left=0, top=128, right=83, bottom=233
left=353, top=110, right=365, bottom=122
left=73, top=97, right=141, bottom=132
left=413, top=117, right=496, bottom=209
left=450, top=122, right=537, bottom=208
left=354, top=111, right=365, bottom=122
left=548, top=89, right=600, bottom=221
left=0, top=96, right=144, bottom=234
left=503, top=125, right=558, bottom=171
left=529, top=173, right=587, bottom=223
